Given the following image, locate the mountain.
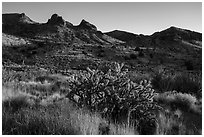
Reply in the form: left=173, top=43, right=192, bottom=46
left=105, top=30, right=139, bottom=42
left=77, top=19, right=97, bottom=31
left=106, top=26, right=202, bottom=50
left=2, top=13, right=37, bottom=25
left=2, top=13, right=123, bottom=45
left=2, top=13, right=202, bottom=72
left=151, top=26, right=202, bottom=48
left=105, top=30, right=151, bottom=47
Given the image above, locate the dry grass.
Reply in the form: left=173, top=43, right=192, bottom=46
left=2, top=86, right=137, bottom=135
left=154, top=91, right=202, bottom=135
left=2, top=68, right=202, bottom=135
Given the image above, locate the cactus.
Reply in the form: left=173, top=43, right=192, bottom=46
left=68, top=62, right=160, bottom=128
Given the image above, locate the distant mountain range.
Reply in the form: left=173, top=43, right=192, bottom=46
left=2, top=13, right=202, bottom=72
left=3, top=13, right=202, bottom=51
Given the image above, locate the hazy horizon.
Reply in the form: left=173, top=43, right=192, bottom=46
left=2, top=2, right=202, bottom=35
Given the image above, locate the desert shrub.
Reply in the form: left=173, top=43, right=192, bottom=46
left=129, top=53, right=137, bottom=59
left=134, top=47, right=140, bottom=51
left=151, top=69, right=172, bottom=93
left=123, top=55, right=130, bottom=60
left=3, top=95, right=32, bottom=113
left=170, top=73, right=201, bottom=98
left=111, top=45, right=116, bottom=49
left=97, top=53, right=105, bottom=57
left=157, top=112, right=187, bottom=135
left=151, top=70, right=201, bottom=98
left=82, top=50, right=87, bottom=55
left=156, top=107, right=201, bottom=135
left=67, top=62, right=160, bottom=134
left=149, top=53, right=153, bottom=59
left=154, top=91, right=201, bottom=114
left=98, top=45, right=103, bottom=49
left=138, top=51, right=144, bottom=57
left=184, top=60, right=194, bottom=70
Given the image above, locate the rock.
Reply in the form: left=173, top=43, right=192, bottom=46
left=78, top=19, right=97, bottom=31
left=3, top=13, right=36, bottom=25
left=47, top=14, right=66, bottom=26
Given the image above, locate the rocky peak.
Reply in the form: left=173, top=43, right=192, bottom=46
left=78, top=19, right=97, bottom=31
left=47, top=14, right=66, bottom=26
left=3, top=13, right=36, bottom=24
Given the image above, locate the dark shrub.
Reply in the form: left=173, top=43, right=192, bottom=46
left=138, top=51, right=144, bottom=57
left=82, top=50, right=87, bottom=55
left=129, top=53, right=137, bottom=59
left=184, top=60, right=194, bottom=70
left=137, top=119, right=157, bottom=135
left=124, top=55, right=130, bottom=60
left=151, top=71, right=201, bottom=97
left=98, top=45, right=103, bottom=49
left=134, top=47, right=140, bottom=51
left=149, top=53, right=153, bottom=59
left=98, top=122, right=110, bottom=135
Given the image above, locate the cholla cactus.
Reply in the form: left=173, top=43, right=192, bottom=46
left=68, top=62, right=160, bottom=127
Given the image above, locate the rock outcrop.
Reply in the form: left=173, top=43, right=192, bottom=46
left=2, top=13, right=36, bottom=25
left=47, top=14, right=66, bottom=26
left=78, top=19, right=97, bottom=31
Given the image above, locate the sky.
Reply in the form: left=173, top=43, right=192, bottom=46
left=2, top=2, right=202, bottom=35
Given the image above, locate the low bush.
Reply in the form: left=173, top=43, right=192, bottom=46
left=151, top=70, right=201, bottom=98
left=156, top=109, right=201, bottom=135
left=154, top=91, right=201, bottom=114
left=184, top=60, right=194, bottom=70
left=138, top=51, right=144, bottom=57
left=129, top=53, right=137, bottom=59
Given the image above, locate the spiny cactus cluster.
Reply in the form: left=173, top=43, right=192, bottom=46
left=67, top=62, right=160, bottom=128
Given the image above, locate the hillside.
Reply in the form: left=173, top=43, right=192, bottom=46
left=3, top=13, right=123, bottom=45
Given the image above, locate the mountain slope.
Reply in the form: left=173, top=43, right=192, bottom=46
left=2, top=13, right=124, bottom=45
left=2, top=13, right=37, bottom=25
left=106, top=26, right=202, bottom=49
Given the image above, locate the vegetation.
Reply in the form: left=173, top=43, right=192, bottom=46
left=2, top=86, right=136, bottom=135
left=67, top=63, right=160, bottom=135
left=129, top=53, right=137, bottom=59
left=2, top=63, right=202, bottom=135
left=151, top=69, right=201, bottom=98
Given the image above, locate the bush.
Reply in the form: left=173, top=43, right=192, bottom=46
left=149, top=53, right=153, bottom=59
left=154, top=91, right=201, bottom=114
left=134, top=47, right=140, bottom=51
left=151, top=70, right=201, bottom=98
left=155, top=91, right=202, bottom=135
left=184, top=60, right=194, bottom=70
left=157, top=112, right=188, bottom=135
left=123, top=55, right=130, bottom=60
left=129, top=53, right=137, bottom=59
left=138, top=51, right=144, bottom=57
left=151, top=69, right=171, bottom=92
left=67, top=62, right=160, bottom=132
